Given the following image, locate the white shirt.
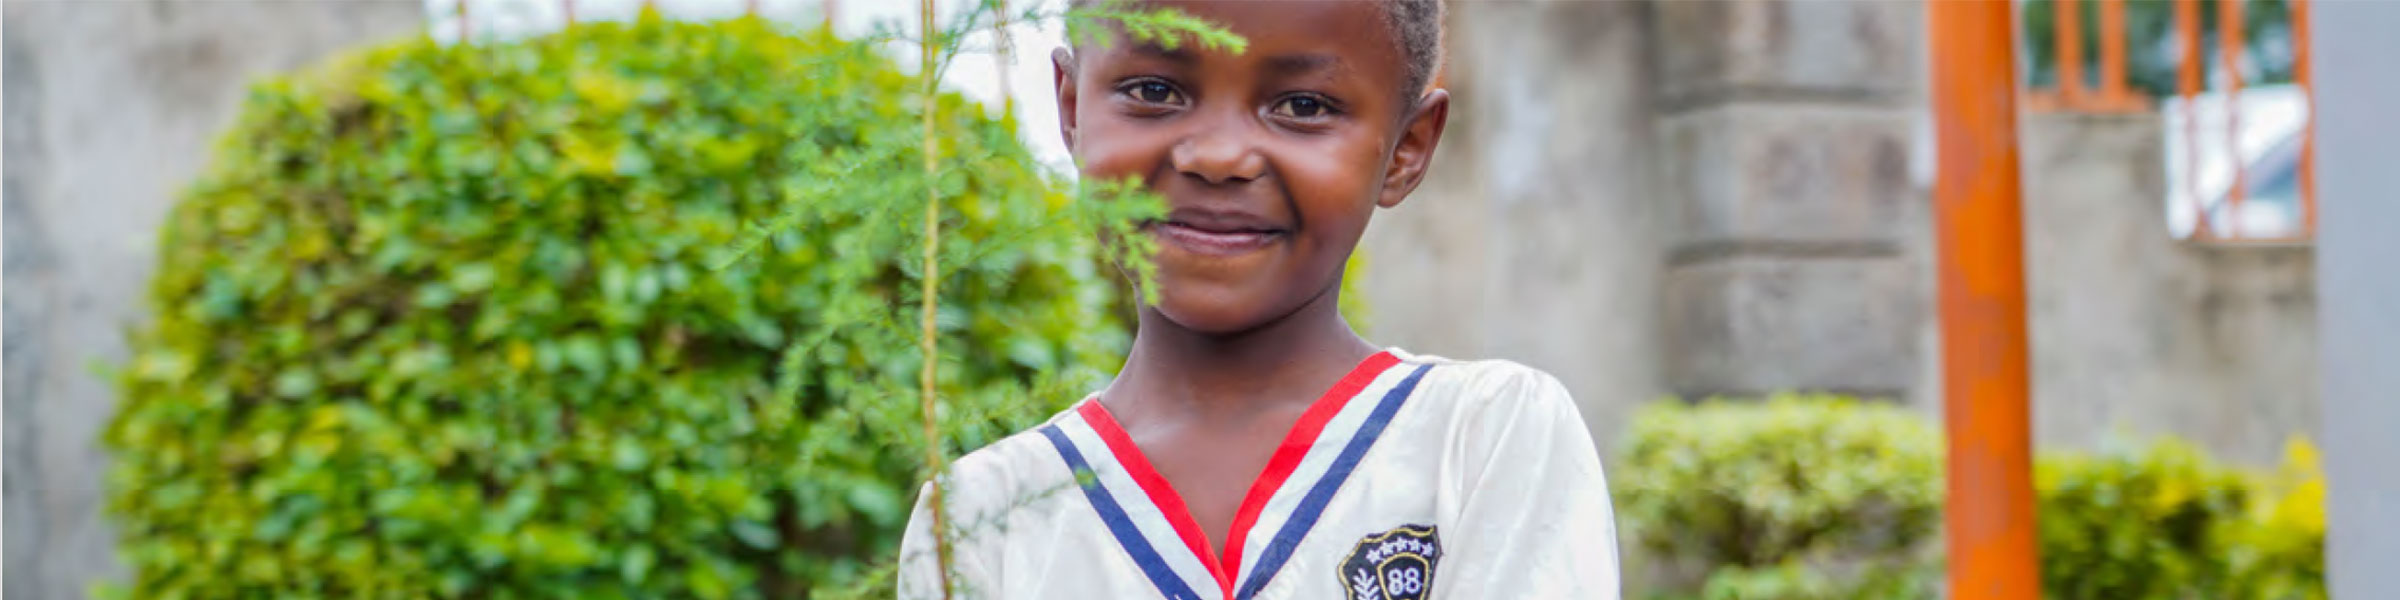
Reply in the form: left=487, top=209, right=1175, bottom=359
left=898, top=349, right=1620, bottom=599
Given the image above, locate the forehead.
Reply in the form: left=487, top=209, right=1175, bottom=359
left=1084, top=1, right=1407, bottom=84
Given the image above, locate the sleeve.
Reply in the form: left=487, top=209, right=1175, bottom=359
left=896, top=479, right=1000, bottom=600
left=1430, top=367, right=1621, bottom=599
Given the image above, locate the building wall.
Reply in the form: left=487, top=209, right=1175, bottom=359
left=1358, top=0, right=1668, bottom=453
left=1649, top=0, right=1930, bottom=402
left=2021, top=113, right=2320, bottom=465
left=1358, top=0, right=2318, bottom=467
left=3, top=3, right=422, bottom=597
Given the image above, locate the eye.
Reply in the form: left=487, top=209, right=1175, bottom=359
left=1271, top=95, right=1333, bottom=119
left=1120, top=80, right=1184, bottom=105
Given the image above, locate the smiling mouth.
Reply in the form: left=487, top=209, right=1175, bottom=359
left=1146, top=216, right=1286, bottom=257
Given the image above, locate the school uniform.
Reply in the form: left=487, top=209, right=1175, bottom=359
left=898, top=349, right=1619, bottom=599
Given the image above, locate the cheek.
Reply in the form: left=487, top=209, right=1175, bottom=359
left=1072, top=109, right=1166, bottom=182
left=1277, top=138, right=1389, bottom=225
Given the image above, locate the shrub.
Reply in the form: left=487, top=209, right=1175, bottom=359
left=2037, top=438, right=2327, bottom=600
left=1611, top=397, right=2327, bottom=600
left=2035, top=439, right=2250, bottom=598
left=1611, top=396, right=1944, bottom=599
left=2220, top=440, right=2328, bottom=600
left=106, top=15, right=1119, bottom=598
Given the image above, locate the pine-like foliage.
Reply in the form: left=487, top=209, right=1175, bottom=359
left=106, top=13, right=1151, bottom=598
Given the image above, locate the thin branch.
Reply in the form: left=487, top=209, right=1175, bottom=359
left=916, top=1, right=957, bottom=599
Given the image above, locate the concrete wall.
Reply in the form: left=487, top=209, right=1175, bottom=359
left=1358, top=0, right=2317, bottom=467
left=2021, top=113, right=2319, bottom=466
left=1649, top=0, right=1930, bottom=403
left=1358, top=0, right=1667, bottom=453
left=3, top=3, right=422, bottom=597
left=1362, top=0, right=1935, bottom=453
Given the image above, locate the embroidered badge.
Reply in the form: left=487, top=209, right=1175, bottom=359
left=1337, top=524, right=1441, bottom=600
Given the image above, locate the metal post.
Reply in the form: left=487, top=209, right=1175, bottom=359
left=2313, top=2, right=2400, bottom=596
left=2294, top=0, right=2316, bottom=236
left=2176, top=0, right=2212, bottom=238
left=2220, top=0, right=2247, bottom=238
left=2095, top=0, right=2143, bottom=110
left=1928, top=2, right=2041, bottom=599
left=2057, top=0, right=2087, bottom=104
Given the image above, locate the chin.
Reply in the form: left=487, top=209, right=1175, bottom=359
left=1147, top=284, right=1282, bottom=336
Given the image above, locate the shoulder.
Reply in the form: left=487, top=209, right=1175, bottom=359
left=902, top=408, right=1087, bottom=597
left=1389, top=351, right=1595, bottom=464
left=1393, top=350, right=1578, bottom=421
left=928, top=404, right=1085, bottom=512
left=1388, top=352, right=1608, bottom=501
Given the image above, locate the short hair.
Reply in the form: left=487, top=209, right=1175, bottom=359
left=1386, top=0, right=1445, bottom=101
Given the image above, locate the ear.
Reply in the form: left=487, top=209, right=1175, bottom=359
left=1052, top=47, right=1081, bottom=155
left=1377, top=88, right=1451, bottom=209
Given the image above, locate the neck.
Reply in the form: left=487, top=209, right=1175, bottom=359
left=1106, top=288, right=1380, bottom=427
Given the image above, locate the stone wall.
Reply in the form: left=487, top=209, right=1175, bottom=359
left=3, top=3, right=422, bottom=597
left=1361, top=0, right=1937, bottom=454
left=1358, top=0, right=2317, bottom=467
left=2021, top=112, right=2319, bottom=465
left=1357, top=0, right=1667, bottom=452
left=1651, top=0, right=1930, bottom=401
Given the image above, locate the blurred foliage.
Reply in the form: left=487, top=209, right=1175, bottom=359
left=1613, top=397, right=2325, bottom=600
left=2036, top=438, right=2247, bottom=598
left=1613, top=396, right=1944, bottom=599
left=2220, top=440, right=2329, bottom=600
left=105, top=13, right=1137, bottom=598
left=2022, top=0, right=2297, bottom=97
left=2037, top=437, right=2326, bottom=600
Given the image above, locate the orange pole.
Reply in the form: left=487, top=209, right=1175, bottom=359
left=456, top=0, right=471, bottom=42
left=2177, top=0, right=2212, bottom=238
left=562, top=0, right=575, bottom=24
left=2221, top=0, right=2247, bottom=238
left=2056, top=0, right=2088, bottom=105
left=2096, top=0, right=2139, bottom=109
left=2295, top=0, right=2316, bottom=236
left=1930, top=2, right=2041, bottom=600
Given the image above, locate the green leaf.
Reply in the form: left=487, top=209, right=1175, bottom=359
left=620, top=545, right=657, bottom=584
left=108, top=14, right=1144, bottom=599
left=730, top=519, right=781, bottom=550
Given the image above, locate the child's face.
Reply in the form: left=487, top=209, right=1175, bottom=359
left=1055, top=1, right=1449, bottom=335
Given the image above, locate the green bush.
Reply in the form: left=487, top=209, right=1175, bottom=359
left=2220, top=441, right=2328, bottom=600
left=1611, top=396, right=1944, bottom=599
left=1611, top=397, right=2326, bottom=600
left=2036, top=439, right=2249, bottom=598
left=2041, top=438, right=2327, bottom=600
left=107, top=15, right=1119, bottom=598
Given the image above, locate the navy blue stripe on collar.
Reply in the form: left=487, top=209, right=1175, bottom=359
left=1039, top=424, right=1210, bottom=600
left=1233, top=364, right=1432, bottom=599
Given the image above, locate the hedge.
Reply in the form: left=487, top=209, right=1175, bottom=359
left=1613, top=396, right=2326, bottom=600
left=106, top=14, right=1119, bottom=598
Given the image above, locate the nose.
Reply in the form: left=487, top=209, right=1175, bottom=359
left=1169, top=128, right=1268, bottom=185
